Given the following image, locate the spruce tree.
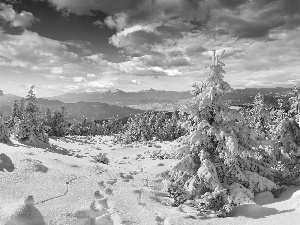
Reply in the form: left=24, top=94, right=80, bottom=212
left=51, top=106, right=69, bottom=137
left=167, top=50, right=282, bottom=216
left=247, top=93, right=269, bottom=138
left=266, top=89, right=300, bottom=182
left=11, top=100, right=20, bottom=121
left=16, top=86, right=49, bottom=144
left=0, top=116, right=10, bottom=143
left=0, top=90, right=10, bottom=143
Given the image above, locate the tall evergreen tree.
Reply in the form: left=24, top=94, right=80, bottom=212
left=167, top=50, right=283, bottom=216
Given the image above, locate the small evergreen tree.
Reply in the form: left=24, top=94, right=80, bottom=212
left=0, top=116, right=10, bottom=143
left=265, top=91, right=300, bottom=183
left=247, top=93, right=270, bottom=138
left=11, top=100, right=20, bottom=122
left=16, top=86, right=49, bottom=144
left=51, top=106, right=69, bottom=137
left=0, top=90, right=10, bottom=143
left=289, top=86, right=300, bottom=123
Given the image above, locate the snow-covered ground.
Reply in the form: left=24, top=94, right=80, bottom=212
left=0, top=136, right=300, bottom=225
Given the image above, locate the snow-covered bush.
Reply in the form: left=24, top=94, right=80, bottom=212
left=91, top=153, right=110, bottom=164
left=166, top=50, right=284, bottom=215
left=15, top=86, right=49, bottom=144
left=150, top=150, right=171, bottom=160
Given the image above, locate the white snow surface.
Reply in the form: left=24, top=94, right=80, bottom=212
left=0, top=135, right=299, bottom=225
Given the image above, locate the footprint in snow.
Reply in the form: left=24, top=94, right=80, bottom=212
left=106, top=179, right=118, bottom=185
left=120, top=173, right=134, bottom=180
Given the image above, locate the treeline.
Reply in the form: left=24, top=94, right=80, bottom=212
left=0, top=87, right=187, bottom=144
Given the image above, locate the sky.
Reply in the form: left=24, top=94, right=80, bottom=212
left=0, top=0, right=299, bottom=97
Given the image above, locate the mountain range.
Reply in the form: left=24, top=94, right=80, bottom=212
left=0, top=87, right=294, bottom=121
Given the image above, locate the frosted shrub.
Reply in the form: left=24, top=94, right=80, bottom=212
left=197, top=189, right=231, bottom=216
left=92, top=153, right=110, bottom=164
left=166, top=50, right=284, bottom=215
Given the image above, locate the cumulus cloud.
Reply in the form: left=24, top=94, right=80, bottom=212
left=109, top=25, right=164, bottom=54
left=61, top=40, right=91, bottom=49
left=87, top=80, right=114, bottom=88
left=149, top=67, right=182, bottom=76
left=93, top=20, right=105, bottom=28
left=51, top=67, right=64, bottom=74
left=0, top=30, right=77, bottom=69
left=87, top=73, right=96, bottom=78
left=0, top=3, right=39, bottom=28
left=45, top=0, right=140, bottom=15
left=2, top=0, right=300, bottom=94
left=105, top=13, right=128, bottom=31
left=73, top=76, right=86, bottom=82
left=131, top=79, right=141, bottom=85
left=86, top=54, right=104, bottom=61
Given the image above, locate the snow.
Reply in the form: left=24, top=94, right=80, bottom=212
left=0, top=135, right=300, bottom=225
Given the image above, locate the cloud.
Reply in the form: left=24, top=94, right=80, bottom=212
left=73, top=76, right=86, bottom=82
left=87, top=80, right=114, bottom=88
left=86, top=53, right=104, bottom=61
left=44, top=74, right=66, bottom=80
left=105, top=13, right=128, bottom=31
left=0, top=3, right=39, bottom=28
left=218, top=13, right=286, bottom=39
left=87, top=73, right=96, bottom=78
left=149, top=67, right=182, bottom=76
left=109, top=25, right=164, bottom=54
left=61, top=40, right=91, bottom=49
left=0, top=30, right=80, bottom=73
left=93, top=20, right=105, bottom=28
left=131, top=79, right=141, bottom=85
left=217, top=0, right=249, bottom=9
left=185, top=45, right=207, bottom=56
left=51, top=67, right=64, bottom=74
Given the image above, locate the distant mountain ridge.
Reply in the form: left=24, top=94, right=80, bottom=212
left=0, top=97, right=144, bottom=121
left=48, top=89, right=193, bottom=106
left=49, top=87, right=293, bottom=109
left=0, top=87, right=294, bottom=121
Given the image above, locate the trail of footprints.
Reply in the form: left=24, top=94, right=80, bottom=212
left=72, top=170, right=171, bottom=225
left=72, top=172, right=136, bottom=225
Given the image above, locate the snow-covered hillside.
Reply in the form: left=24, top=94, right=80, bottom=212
left=0, top=136, right=300, bottom=225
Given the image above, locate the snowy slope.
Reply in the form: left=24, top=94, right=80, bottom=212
left=0, top=136, right=299, bottom=225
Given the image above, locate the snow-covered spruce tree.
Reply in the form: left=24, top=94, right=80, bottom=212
left=0, top=115, right=10, bottom=143
left=43, top=108, right=53, bottom=135
left=246, top=93, right=270, bottom=139
left=0, top=90, right=10, bottom=143
left=265, top=90, right=300, bottom=184
left=288, top=85, right=300, bottom=123
left=51, top=106, right=69, bottom=137
left=11, top=100, right=20, bottom=122
left=166, top=50, right=282, bottom=216
left=16, top=86, right=49, bottom=144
